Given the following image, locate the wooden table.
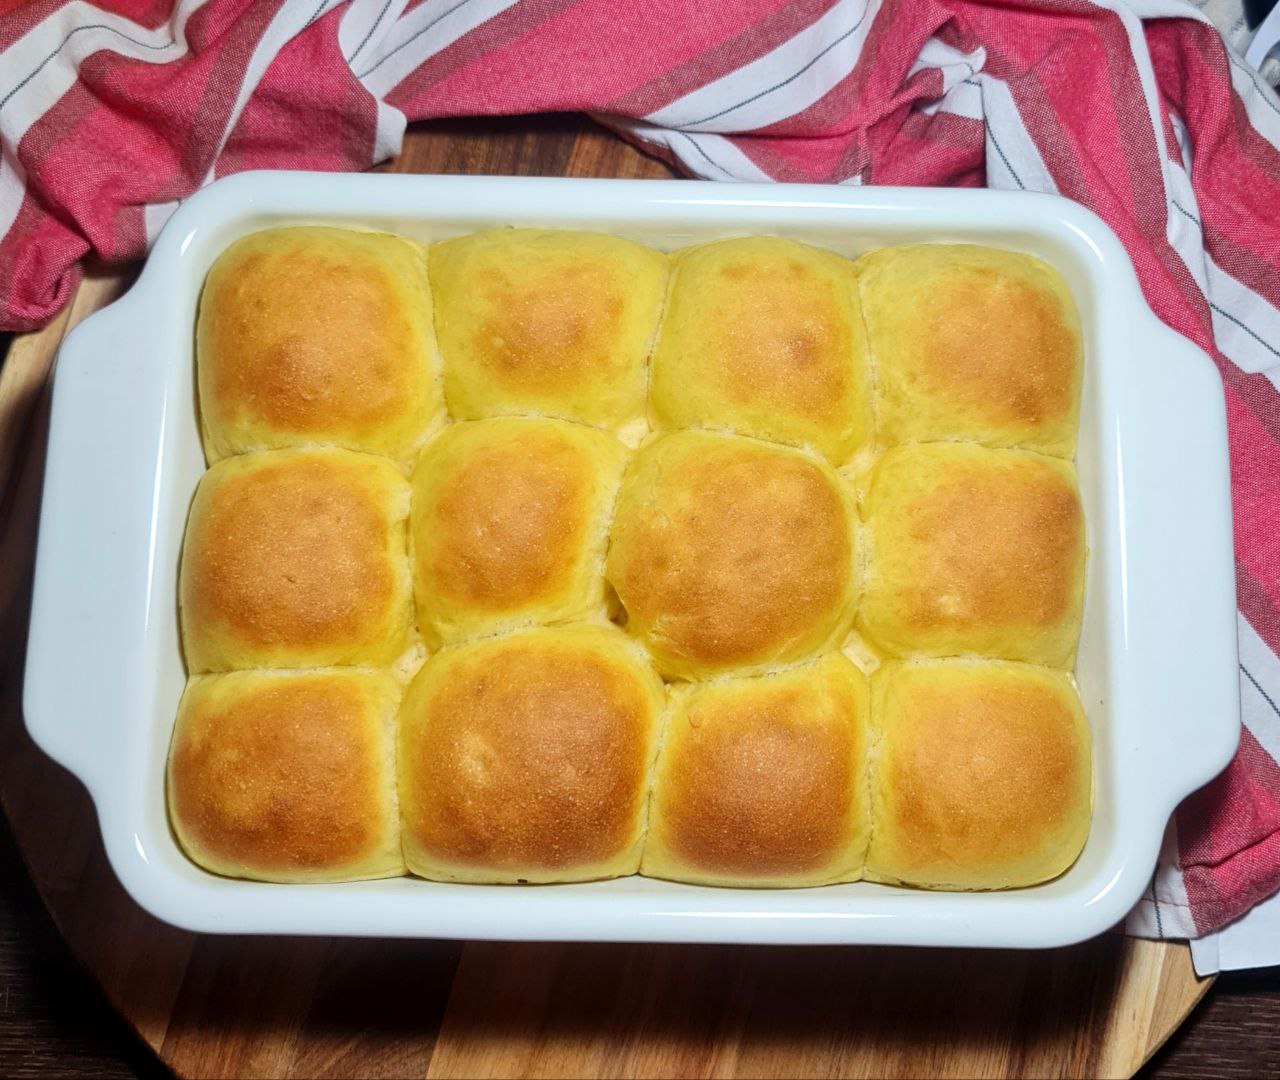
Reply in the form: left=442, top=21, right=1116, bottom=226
left=0, top=114, right=1248, bottom=1079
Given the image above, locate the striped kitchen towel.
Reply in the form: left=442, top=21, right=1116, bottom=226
left=3, top=0, right=1279, bottom=939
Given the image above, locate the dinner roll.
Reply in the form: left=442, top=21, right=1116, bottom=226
left=410, top=418, right=628, bottom=647
left=866, top=659, right=1091, bottom=889
left=642, top=653, right=870, bottom=888
left=197, top=226, right=442, bottom=464
left=168, top=670, right=404, bottom=883
left=429, top=229, right=667, bottom=430
left=606, top=431, right=857, bottom=679
left=858, top=442, right=1085, bottom=667
left=398, top=625, right=665, bottom=883
left=650, top=237, right=872, bottom=464
left=857, top=244, right=1082, bottom=457
left=180, top=448, right=412, bottom=673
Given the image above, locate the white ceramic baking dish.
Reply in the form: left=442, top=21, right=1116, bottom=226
left=24, top=172, right=1239, bottom=947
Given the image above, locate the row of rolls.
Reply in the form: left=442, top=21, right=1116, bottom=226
left=171, top=224, right=1091, bottom=891
left=171, top=638, right=1090, bottom=889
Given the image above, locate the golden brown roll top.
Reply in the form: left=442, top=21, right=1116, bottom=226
left=650, top=237, right=873, bottom=464
left=180, top=448, right=413, bottom=673
left=428, top=228, right=668, bottom=430
left=197, top=226, right=443, bottom=464
left=398, top=625, right=665, bottom=883
left=856, top=243, right=1083, bottom=457
left=606, top=430, right=858, bottom=680
left=642, top=653, right=871, bottom=887
left=167, top=670, right=404, bottom=883
left=867, top=659, right=1091, bottom=890
left=410, top=418, right=629, bottom=647
left=858, top=442, right=1085, bottom=668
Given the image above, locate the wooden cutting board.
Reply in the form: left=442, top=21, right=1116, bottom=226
left=0, top=116, right=1212, bottom=1080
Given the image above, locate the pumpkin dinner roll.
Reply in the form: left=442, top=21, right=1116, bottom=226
left=168, top=670, right=404, bottom=883
left=866, top=659, right=1091, bottom=890
left=398, top=625, right=665, bottom=883
left=410, top=418, right=629, bottom=648
left=642, top=653, right=871, bottom=888
left=197, top=226, right=442, bottom=465
left=606, top=431, right=858, bottom=680
left=856, top=244, right=1082, bottom=457
left=428, top=228, right=667, bottom=431
left=650, top=236, right=873, bottom=464
left=180, top=448, right=413, bottom=673
left=858, top=442, right=1085, bottom=668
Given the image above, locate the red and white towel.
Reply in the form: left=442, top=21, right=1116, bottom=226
left=3, top=0, right=1280, bottom=941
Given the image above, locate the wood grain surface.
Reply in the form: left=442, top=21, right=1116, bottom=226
left=0, top=113, right=1231, bottom=1080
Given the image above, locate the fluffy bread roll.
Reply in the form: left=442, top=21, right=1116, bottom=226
left=650, top=237, right=872, bottom=464
left=606, top=431, right=857, bottom=680
left=856, top=244, right=1082, bottom=457
left=428, top=229, right=667, bottom=430
left=858, top=442, right=1085, bottom=668
left=866, top=659, right=1091, bottom=889
left=642, top=653, right=871, bottom=888
left=398, top=625, right=665, bottom=883
left=197, top=226, right=442, bottom=464
left=180, top=448, right=413, bottom=673
left=410, top=418, right=629, bottom=647
left=168, top=670, right=404, bottom=883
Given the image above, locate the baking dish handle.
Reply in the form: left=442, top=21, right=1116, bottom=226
left=24, top=291, right=174, bottom=802
left=1120, top=313, right=1240, bottom=813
